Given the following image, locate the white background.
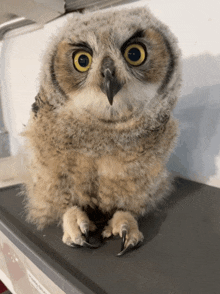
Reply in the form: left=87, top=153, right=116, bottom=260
left=1, top=0, right=220, bottom=186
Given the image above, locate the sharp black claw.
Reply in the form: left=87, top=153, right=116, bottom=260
left=70, top=242, right=82, bottom=248
left=117, top=240, right=143, bottom=256
left=121, top=230, right=127, bottom=251
left=117, top=244, right=134, bottom=256
left=70, top=241, right=100, bottom=249
left=83, top=241, right=100, bottom=249
left=85, top=229, right=89, bottom=242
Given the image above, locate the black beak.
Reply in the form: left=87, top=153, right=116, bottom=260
left=100, top=57, right=123, bottom=106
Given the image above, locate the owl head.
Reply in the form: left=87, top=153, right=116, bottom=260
left=39, top=6, right=181, bottom=125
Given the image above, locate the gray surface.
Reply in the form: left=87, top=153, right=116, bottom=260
left=0, top=178, right=220, bottom=294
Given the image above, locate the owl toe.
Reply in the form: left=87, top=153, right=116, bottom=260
left=102, top=225, right=113, bottom=239
left=62, top=206, right=98, bottom=248
left=106, top=210, right=144, bottom=256
left=117, top=230, right=144, bottom=256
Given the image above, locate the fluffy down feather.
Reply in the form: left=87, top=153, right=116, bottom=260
left=23, top=6, right=181, bottom=254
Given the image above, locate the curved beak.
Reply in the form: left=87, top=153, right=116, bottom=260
left=100, top=58, right=123, bottom=106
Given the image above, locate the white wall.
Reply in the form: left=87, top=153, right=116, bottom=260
left=0, top=15, right=68, bottom=154
left=144, top=0, right=220, bottom=58
left=1, top=0, right=220, bottom=187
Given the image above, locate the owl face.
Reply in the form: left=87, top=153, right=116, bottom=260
left=45, top=7, right=180, bottom=123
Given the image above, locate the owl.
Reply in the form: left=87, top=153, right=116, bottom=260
left=23, top=6, right=181, bottom=256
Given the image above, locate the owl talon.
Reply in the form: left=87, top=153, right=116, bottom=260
left=82, top=241, right=100, bottom=249
left=117, top=240, right=143, bottom=256
left=70, top=242, right=82, bottom=248
left=117, top=244, right=134, bottom=256
left=104, top=211, right=144, bottom=256
left=84, top=229, right=89, bottom=242
left=70, top=241, right=99, bottom=249
left=62, top=206, right=98, bottom=248
left=121, top=229, right=127, bottom=251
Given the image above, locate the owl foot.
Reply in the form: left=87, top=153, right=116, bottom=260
left=117, top=228, right=143, bottom=256
left=102, top=211, right=144, bottom=256
left=62, top=206, right=98, bottom=248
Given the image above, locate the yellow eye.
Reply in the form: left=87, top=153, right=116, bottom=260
left=124, top=44, right=146, bottom=66
left=73, top=51, right=92, bottom=72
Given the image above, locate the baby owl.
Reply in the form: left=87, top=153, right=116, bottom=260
left=23, top=6, right=181, bottom=256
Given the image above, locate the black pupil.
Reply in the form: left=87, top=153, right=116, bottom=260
left=78, top=54, right=89, bottom=67
left=128, top=48, right=141, bottom=62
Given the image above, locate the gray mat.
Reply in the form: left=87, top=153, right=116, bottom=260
left=0, top=177, right=220, bottom=294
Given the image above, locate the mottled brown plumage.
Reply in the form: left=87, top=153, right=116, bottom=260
left=23, top=6, right=181, bottom=255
